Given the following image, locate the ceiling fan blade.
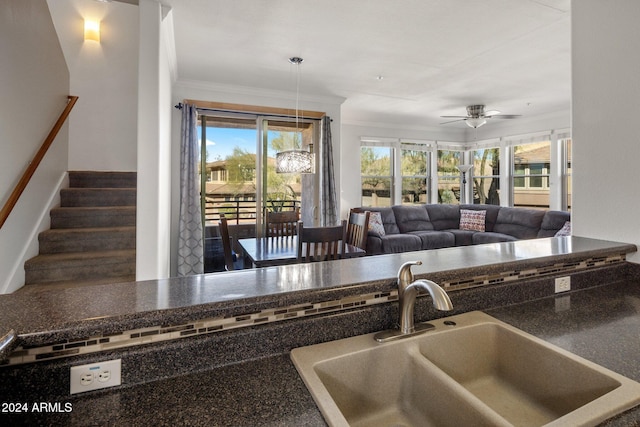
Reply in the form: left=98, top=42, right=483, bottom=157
left=440, top=115, right=469, bottom=119
left=483, top=110, right=501, bottom=116
left=440, top=118, right=467, bottom=125
left=488, top=114, right=521, bottom=119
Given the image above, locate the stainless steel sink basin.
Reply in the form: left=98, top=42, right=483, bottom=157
left=291, top=311, right=640, bottom=427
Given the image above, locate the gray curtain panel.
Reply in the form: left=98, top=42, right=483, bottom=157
left=177, top=103, right=204, bottom=276
left=320, top=116, right=338, bottom=226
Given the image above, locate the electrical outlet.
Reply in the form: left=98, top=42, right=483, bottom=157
left=555, top=276, right=571, bottom=293
left=70, top=359, right=121, bottom=395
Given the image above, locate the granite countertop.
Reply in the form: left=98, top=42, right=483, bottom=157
left=6, top=277, right=640, bottom=426
left=1, top=236, right=635, bottom=351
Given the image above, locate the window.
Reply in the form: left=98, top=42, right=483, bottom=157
left=437, top=150, right=461, bottom=204
left=361, top=146, right=393, bottom=207
left=512, top=141, right=550, bottom=208
left=401, top=144, right=429, bottom=204
left=472, top=148, right=500, bottom=205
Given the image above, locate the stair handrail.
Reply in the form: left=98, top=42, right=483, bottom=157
left=0, top=95, right=78, bottom=229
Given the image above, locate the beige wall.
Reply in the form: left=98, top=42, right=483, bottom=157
left=47, top=0, right=139, bottom=171
left=0, top=0, right=70, bottom=293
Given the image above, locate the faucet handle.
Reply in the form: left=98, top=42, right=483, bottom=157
left=397, top=261, right=422, bottom=286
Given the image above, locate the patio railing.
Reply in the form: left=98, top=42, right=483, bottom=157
left=204, top=199, right=300, bottom=225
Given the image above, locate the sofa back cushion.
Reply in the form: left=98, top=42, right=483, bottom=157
left=425, top=204, right=460, bottom=230
left=494, top=207, right=546, bottom=239
left=460, top=204, right=501, bottom=232
left=537, top=210, right=571, bottom=237
left=363, top=207, right=399, bottom=235
left=392, top=205, right=434, bottom=233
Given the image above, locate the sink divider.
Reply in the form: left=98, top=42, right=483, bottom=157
left=405, top=343, right=512, bottom=426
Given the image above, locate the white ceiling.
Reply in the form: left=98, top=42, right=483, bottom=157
left=165, top=0, right=570, bottom=130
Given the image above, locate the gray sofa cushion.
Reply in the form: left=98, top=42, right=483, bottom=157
left=425, top=204, right=460, bottom=230
left=493, top=207, right=546, bottom=239
left=368, top=233, right=423, bottom=254
left=472, top=232, right=518, bottom=244
left=446, top=229, right=476, bottom=246
left=408, top=230, right=455, bottom=249
left=392, top=205, right=434, bottom=233
left=538, top=210, right=571, bottom=237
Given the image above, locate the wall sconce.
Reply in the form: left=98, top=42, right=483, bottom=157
left=84, top=20, right=100, bottom=42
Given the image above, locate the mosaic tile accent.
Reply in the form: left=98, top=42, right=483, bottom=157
left=1, top=254, right=626, bottom=366
left=441, top=254, right=625, bottom=291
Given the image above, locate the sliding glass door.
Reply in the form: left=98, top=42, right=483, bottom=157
left=197, top=113, right=318, bottom=236
left=260, top=118, right=318, bottom=232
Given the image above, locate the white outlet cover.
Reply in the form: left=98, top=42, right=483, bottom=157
left=555, top=276, right=571, bottom=293
left=70, top=359, right=121, bottom=395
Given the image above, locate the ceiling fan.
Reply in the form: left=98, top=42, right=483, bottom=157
left=441, top=105, right=521, bottom=128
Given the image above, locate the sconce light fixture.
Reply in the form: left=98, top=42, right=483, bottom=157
left=84, top=20, right=100, bottom=42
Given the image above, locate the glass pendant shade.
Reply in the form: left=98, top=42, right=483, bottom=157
left=276, top=150, right=315, bottom=174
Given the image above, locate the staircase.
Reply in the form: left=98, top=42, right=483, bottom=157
left=22, top=171, right=137, bottom=290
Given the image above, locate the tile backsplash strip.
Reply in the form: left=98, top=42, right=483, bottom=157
left=3, top=254, right=626, bottom=366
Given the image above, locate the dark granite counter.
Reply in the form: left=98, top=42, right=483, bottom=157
left=1, top=237, right=639, bottom=425
left=2, top=268, right=640, bottom=425
left=1, top=236, right=635, bottom=351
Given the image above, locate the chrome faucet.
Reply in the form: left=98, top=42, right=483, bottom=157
left=375, top=261, right=453, bottom=342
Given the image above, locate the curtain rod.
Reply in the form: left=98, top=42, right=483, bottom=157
left=174, top=102, right=331, bottom=121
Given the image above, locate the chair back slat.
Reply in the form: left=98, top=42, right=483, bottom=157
left=266, top=209, right=300, bottom=237
left=346, top=210, right=370, bottom=251
left=297, top=220, right=347, bottom=263
left=218, top=214, right=235, bottom=271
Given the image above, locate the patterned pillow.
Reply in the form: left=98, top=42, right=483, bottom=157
left=555, top=221, right=571, bottom=237
left=367, top=211, right=386, bottom=236
left=459, top=209, right=486, bottom=232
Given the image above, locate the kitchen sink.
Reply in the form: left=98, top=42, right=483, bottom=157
left=291, top=311, right=640, bottom=427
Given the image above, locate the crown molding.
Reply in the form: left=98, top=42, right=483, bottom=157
left=174, top=79, right=346, bottom=106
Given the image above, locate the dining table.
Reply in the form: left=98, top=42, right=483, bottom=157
left=238, top=236, right=366, bottom=268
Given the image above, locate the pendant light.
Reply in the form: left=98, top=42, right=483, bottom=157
left=276, top=57, right=315, bottom=174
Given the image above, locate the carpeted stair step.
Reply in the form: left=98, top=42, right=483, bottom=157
left=50, top=206, right=136, bottom=229
left=61, top=188, right=136, bottom=208
left=69, top=171, right=137, bottom=189
left=24, top=249, right=136, bottom=285
left=38, top=226, right=136, bottom=254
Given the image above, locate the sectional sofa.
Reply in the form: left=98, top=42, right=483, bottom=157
left=357, top=204, right=570, bottom=255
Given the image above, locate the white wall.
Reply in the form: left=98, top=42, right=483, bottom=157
left=136, top=0, right=174, bottom=280
left=47, top=0, right=138, bottom=171
left=0, top=0, right=70, bottom=293
left=572, top=0, right=640, bottom=263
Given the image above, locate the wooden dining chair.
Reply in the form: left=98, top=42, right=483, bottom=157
left=265, top=208, right=300, bottom=237
left=297, top=220, right=347, bottom=263
left=346, top=210, right=370, bottom=252
left=218, top=214, right=236, bottom=271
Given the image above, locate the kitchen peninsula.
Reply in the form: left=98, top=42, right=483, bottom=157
left=1, top=237, right=640, bottom=426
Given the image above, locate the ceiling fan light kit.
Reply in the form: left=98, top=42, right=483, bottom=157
left=466, top=117, right=487, bottom=128
left=440, top=104, right=521, bottom=128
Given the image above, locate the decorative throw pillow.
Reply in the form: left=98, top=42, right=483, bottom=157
left=459, top=209, right=486, bottom=232
left=367, top=211, right=386, bottom=236
left=555, top=221, right=571, bottom=237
